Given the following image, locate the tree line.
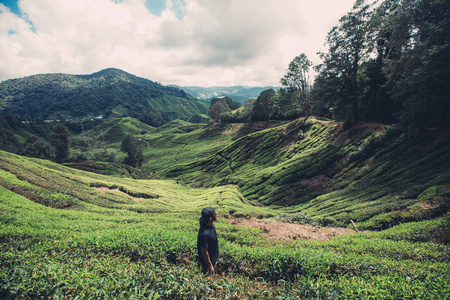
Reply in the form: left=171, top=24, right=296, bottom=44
left=313, top=0, right=449, bottom=129
left=211, top=0, right=449, bottom=130
left=0, top=110, right=70, bottom=162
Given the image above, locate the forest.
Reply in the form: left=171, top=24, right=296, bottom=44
left=311, top=0, right=449, bottom=130
left=0, top=68, right=207, bottom=127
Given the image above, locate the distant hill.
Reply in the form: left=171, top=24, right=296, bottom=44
left=0, top=68, right=208, bottom=127
left=89, top=117, right=154, bottom=143
left=178, top=85, right=281, bottom=103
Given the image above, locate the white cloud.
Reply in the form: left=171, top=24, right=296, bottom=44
left=0, top=0, right=357, bottom=86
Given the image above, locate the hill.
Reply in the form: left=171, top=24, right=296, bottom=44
left=86, top=117, right=154, bottom=144
left=179, top=85, right=281, bottom=103
left=0, top=147, right=448, bottom=298
left=161, top=118, right=450, bottom=229
left=0, top=68, right=209, bottom=127
left=64, top=116, right=450, bottom=231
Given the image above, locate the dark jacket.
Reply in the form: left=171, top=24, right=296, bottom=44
left=197, top=222, right=219, bottom=267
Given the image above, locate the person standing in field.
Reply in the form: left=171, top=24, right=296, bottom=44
left=197, top=207, right=219, bottom=274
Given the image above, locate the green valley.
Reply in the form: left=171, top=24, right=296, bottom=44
left=1, top=0, right=449, bottom=297
left=0, top=116, right=449, bottom=299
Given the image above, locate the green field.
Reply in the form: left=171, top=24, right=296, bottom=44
left=1, top=145, right=449, bottom=299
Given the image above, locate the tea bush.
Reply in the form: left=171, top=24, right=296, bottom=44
left=1, top=123, right=449, bottom=299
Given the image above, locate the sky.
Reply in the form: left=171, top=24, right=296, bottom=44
left=0, top=0, right=358, bottom=87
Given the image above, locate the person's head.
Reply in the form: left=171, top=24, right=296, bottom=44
left=199, top=207, right=216, bottom=225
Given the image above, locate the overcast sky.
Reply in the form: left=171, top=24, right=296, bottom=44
left=0, top=0, right=357, bottom=86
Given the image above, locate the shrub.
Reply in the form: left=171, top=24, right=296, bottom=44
left=276, top=212, right=319, bottom=226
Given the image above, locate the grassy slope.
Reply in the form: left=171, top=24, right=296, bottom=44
left=67, top=119, right=239, bottom=180
left=141, top=121, right=244, bottom=172
left=68, top=116, right=449, bottom=231
left=0, top=151, right=265, bottom=215
left=93, top=117, right=155, bottom=143
left=164, top=118, right=450, bottom=229
left=0, top=150, right=449, bottom=299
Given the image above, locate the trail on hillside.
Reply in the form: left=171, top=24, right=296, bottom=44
left=228, top=217, right=356, bottom=241
left=164, top=137, right=188, bottom=164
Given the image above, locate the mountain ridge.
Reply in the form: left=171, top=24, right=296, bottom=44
left=178, top=85, right=282, bottom=103
left=0, top=68, right=208, bottom=127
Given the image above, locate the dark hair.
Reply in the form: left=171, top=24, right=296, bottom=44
left=199, top=207, right=215, bottom=225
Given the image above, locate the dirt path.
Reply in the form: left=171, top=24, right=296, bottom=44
left=228, top=217, right=356, bottom=241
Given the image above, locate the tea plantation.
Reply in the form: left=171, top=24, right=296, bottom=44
left=1, top=117, right=449, bottom=299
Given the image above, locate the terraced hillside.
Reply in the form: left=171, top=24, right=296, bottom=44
left=1, top=147, right=449, bottom=298
left=165, top=118, right=450, bottom=229
left=0, top=150, right=262, bottom=215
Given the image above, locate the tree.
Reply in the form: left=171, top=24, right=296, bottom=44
left=121, top=134, right=143, bottom=168
left=208, top=97, right=240, bottom=122
left=208, top=101, right=227, bottom=122
left=51, top=124, right=70, bottom=163
left=21, top=136, right=53, bottom=160
left=314, top=0, right=373, bottom=124
left=252, top=89, right=276, bottom=123
left=380, top=0, right=450, bottom=129
left=280, top=53, right=313, bottom=117
left=223, top=97, right=241, bottom=111
left=312, top=0, right=449, bottom=129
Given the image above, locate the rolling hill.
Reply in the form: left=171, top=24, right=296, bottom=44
left=0, top=68, right=209, bottom=127
left=147, top=119, right=447, bottom=228
left=61, top=115, right=450, bottom=231
left=179, top=85, right=281, bottom=103
left=0, top=136, right=449, bottom=298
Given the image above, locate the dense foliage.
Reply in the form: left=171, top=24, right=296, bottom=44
left=51, top=124, right=70, bottom=163
left=219, top=89, right=304, bottom=123
left=121, top=134, right=144, bottom=168
left=251, top=89, right=276, bottom=123
left=312, top=0, right=450, bottom=129
left=0, top=68, right=208, bottom=127
left=208, top=97, right=241, bottom=122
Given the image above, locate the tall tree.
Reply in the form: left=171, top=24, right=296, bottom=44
left=51, top=124, right=70, bottom=163
left=121, top=134, right=144, bottom=168
left=208, top=101, right=227, bottom=122
left=312, top=0, right=449, bottom=129
left=251, top=89, right=276, bottom=124
left=314, top=0, right=373, bottom=124
left=21, top=136, right=53, bottom=160
left=381, top=0, right=450, bottom=129
left=355, top=0, right=401, bottom=124
left=280, top=53, right=313, bottom=117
